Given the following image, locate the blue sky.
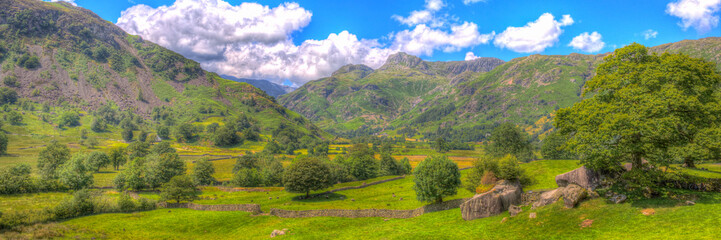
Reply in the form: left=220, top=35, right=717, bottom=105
left=54, top=0, right=721, bottom=85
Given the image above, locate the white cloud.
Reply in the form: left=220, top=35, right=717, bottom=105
left=463, top=0, right=487, bottom=5
left=666, top=0, right=721, bottom=33
left=44, top=0, right=77, bottom=6
left=568, top=32, right=605, bottom=53
left=117, top=0, right=493, bottom=85
left=642, top=29, right=658, bottom=39
left=393, top=0, right=447, bottom=27
left=465, top=52, right=479, bottom=61
left=493, top=13, right=573, bottom=53
left=391, top=22, right=494, bottom=56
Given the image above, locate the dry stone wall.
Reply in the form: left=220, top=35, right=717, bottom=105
left=269, top=198, right=468, bottom=219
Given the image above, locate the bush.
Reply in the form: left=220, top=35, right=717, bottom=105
left=122, top=128, right=133, bottom=142
left=90, top=118, right=106, bottom=132
left=6, top=111, right=22, bottom=125
left=3, top=75, right=18, bottom=87
left=0, top=164, right=38, bottom=194
left=51, top=189, right=96, bottom=220
left=462, top=154, right=532, bottom=193
left=0, top=132, right=7, bottom=155
left=213, top=125, right=240, bottom=147
left=231, top=168, right=261, bottom=187
left=37, top=141, right=71, bottom=180
left=84, top=151, right=110, bottom=172
left=486, top=123, right=533, bottom=162
left=58, top=153, right=94, bottom=190
left=117, top=193, right=136, bottom=212
left=0, top=87, right=17, bottom=105
left=156, top=125, right=170, bottom=140
left=378, top=153, right=402, bottom=176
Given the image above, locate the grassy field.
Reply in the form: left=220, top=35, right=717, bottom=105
left=56, top=191, right=721, bottom=239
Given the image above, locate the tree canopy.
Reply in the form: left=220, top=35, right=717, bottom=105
left=556, top=43, right=721, bottom=170
left=413, top=155, right=461, bottom=203
left=283, top=156, right=332, bottom=197
left=486, top=122, right=533, bottom=162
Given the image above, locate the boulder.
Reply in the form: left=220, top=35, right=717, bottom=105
left=561, top=184, right=588, bottom=208
left=529, top=212, right=537, bottom=219
left=555, top=166, right=600, bottom=190
left=609, top=193, right=627, bottom=204
left=270, top=229, right=285, bottom=238
left=509, top=205, right=522, bottom=217
left=532, top=188, right=562, bottom=209
left=461, top=180, right=522, bottom=221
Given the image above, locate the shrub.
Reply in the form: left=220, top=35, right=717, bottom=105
left=0, top=132, right=7, bottom=155
left=486, top=122, right=533, bottom=162
left=0, top=164, right=38, bottom=194
left=58, top=153, right=94, bottom=190
left=51, top=189, right=96, bottom=220
left=6, top=111, right=22, bottom=125
left=0, top=87, right=17, bottom=105
left=231, top=168, right=261, bottom=187
left=191, top=158, right=216, bottom=185
left=84, top=151, right=110, bottom=172
left=3, top=75, right=18, bottom=87
left=462, top=154, right=532, bottom=193
left=378, top=153, right=402, bottom=176
left=121, top=128, right=133, bottom=142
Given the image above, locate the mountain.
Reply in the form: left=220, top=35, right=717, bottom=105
left=280, top=38, right=721, bottom=140
left=220, top=75, right=295, bottom=98
left=278, top=53, right=505, bottom=136
left=0, top=0, right=325, bottom=138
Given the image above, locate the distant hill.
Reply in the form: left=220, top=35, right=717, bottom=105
left=0, top=0, right=325, bottom=138
left=280, top=38, right=721, bottom=140
left=220, top=75, right=296, bottom=98
left=279, top=53, right=505, bottom=137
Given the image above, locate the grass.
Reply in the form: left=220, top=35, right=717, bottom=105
left=58, top=192, right=721, bottom=239
left=0, top=192, right=70, bottom=212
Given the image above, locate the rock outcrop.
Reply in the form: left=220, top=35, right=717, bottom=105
left=560, top=184, right=588, bottom=208
left=532, top=188, right=563, bottom=209
left=460, top=180, right=522, bottom=221
left=555, top=166, right=601, bottom=191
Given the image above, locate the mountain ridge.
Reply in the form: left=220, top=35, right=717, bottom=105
left=280, top=37, right=721, bottom=139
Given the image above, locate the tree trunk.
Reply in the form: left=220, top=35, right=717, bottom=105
left=632, top=153, right=643, bottom=170
left=684, top=158, right=696, bottom=168
left=437, top=196, right=443, bottom=204
left=306, top=191, right=309, bottom=198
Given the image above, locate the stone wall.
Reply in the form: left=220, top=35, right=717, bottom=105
left=326, top=176, right=405, bottom=193
left=269, top=198, right=468, bottom=219
left=159, top=202, right=262, bottom=214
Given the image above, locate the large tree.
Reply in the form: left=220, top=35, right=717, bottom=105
left=191, top=158, right=216, bottom=185
left=556, top=43, right=721, bottom=170
left=283, top=156, right=332, bottom=197
left=37, top=141, right=71, bottom=180
left=160, top=175, right=199, bottom=203
left=486, top=122, right=533, bottom=162
left=413, top=155, right=461, bottom=203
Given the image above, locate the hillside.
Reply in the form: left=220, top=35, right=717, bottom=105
left=0, top=0, right=324, bottom=139
left=220, top=75, right=296, bottom=98
left=280, top=38, right=721, bottom=140
left=279, top=53, right=505, bottom=136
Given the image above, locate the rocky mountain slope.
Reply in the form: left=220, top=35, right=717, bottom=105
left=0, top=0, right=324, bottom=137
left=279, top=53, right=505, bottom=136
left=280, top=38, right=721, bottom=140
left=220, top=75, right=296, bottom=98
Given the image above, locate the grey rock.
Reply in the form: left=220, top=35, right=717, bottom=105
left=529, top=212, right=537, bottom=219
left=532, top=188, right=563, bottom=209
left=509, top=205, right=522, bottom=217
left=609, top=193, right=627, bottom=204
left=555, top=166, right=601, bottom=190
left=561, top=184, right=588, bottom=208
left=460, top=180, right=522, bottom=221
left=270, top=229, right=285, bottom=238
left=686, top=200, right=696, bottom=205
